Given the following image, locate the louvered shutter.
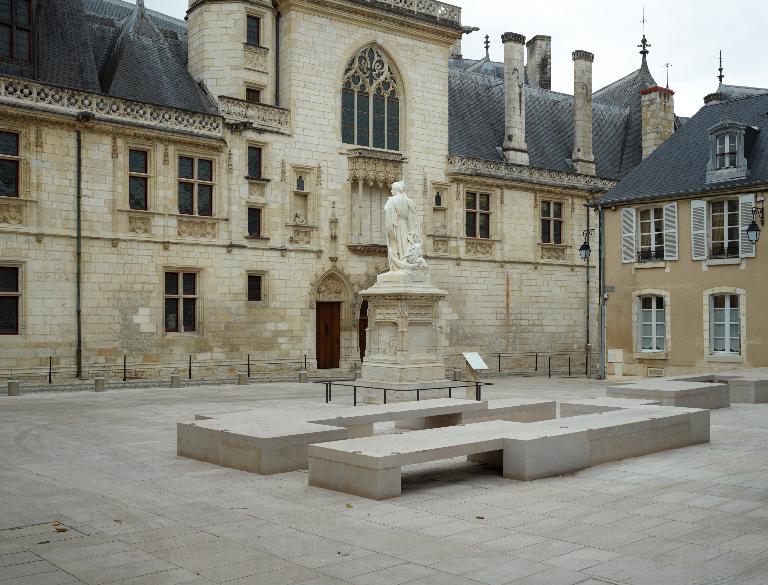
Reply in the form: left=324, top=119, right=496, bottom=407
left=691, top=200, right=707, bottom=261
left=621, top=208, right=636, bottom=263
left=740, top=194, right=756, bottom=258
left=663, top=202, right=678, bottom=261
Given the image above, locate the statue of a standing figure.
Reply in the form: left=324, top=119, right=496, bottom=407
left=384, top=181, right=428, bottom=274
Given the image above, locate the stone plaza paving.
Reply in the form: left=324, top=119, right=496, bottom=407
left=1, top=377, right=768, bottom=585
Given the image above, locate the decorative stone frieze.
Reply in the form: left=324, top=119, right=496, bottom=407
left=448, top=155, right=616, bottom=192
left=540, top=244, right=566, bottom=261
left=128, top=214, right=151, bottom=234
left=0, top=76, right=222, bottom=138
left=343, top=0, right=461, bottom=26
left=243, top=44, right=270, bottom=73
left=348, top=244, right=387, bottom=256
left=0, top=199, right=23, bottom=225
left=177, top=218, right=217, bottom=239
left=432, top=239, right=449, bottom=254
left=465, top=239, right=494, bottom=257
left=290, top=228, right=312, bottom=245
left=347, top=148, right=405, bottom=187
left=248, top=181, right=267, bottom=198
left=316, top=273, right=345, bottom=300
left=218, top=96, right=291, bottom=134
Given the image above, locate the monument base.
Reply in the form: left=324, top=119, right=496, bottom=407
left=358, top=271, right=450, bottom=404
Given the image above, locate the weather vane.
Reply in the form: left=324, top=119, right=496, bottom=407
left=638, top=6, right=651, bottom=57
left=484, top=35, right=490, bottom=58
left=665, top=62, right=672, bottom=88
left=718, top=50, right=724, bottom=84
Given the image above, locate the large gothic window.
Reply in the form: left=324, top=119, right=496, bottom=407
left=342, top=46, right=400, bottom=151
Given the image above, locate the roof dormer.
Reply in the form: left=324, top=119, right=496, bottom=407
left=705, top=120, right=759, bottom=183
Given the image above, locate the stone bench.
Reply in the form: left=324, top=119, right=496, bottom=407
left=606, top=380, right=730, bottom=409
left=396, top=398, right=556, bottom=430
left=674, top=369, right=768, bottom=404
left=560, top=397, right=660, bottom=417
left=307, top=406, right=709, bottom=499
left=177, top=398, right=554, bottom=475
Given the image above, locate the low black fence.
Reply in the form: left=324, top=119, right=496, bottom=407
left=447, top=350, right=596, bottom=378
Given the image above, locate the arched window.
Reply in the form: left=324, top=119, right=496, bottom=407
left=341, top=46, right=400, bottom=151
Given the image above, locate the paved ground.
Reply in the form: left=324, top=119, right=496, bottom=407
left=1, top=377, right=767, bottom=585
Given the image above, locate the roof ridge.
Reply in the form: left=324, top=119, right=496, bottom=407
left=593, top=68, right=642, bottom=96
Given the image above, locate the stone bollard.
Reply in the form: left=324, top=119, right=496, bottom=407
left=453, top=367, right=462, bottom=381
left=237, top=372, right=248, bottom=385
left=170, top=373, right=180, bottom=388
left=94, top=377, right=105, bottom=392
left=298, top=369, right=308, bottom=383
left=7, top=380, right=20, bottom=396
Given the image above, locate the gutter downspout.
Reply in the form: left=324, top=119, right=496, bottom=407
left=76, top=130, right=83, bottom=379
left=275, top=11, right=281, bottom=107
left=585, top=205, right=591, bottom=378
left=598, top=205, right=606, bottom=380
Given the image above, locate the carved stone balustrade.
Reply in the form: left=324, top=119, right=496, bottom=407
left=218, top=96, right=291, bottom=134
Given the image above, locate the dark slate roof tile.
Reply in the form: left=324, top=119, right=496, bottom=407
left=598, top=92, right=768, bottom=205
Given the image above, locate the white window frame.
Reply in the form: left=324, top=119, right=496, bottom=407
left=638, top=295, right=666, bottom=352
left=703, top=287, right=746, bottom=363
left=637, top=206, right=665, bottom=261
left=715, top=132, right=738, bottom=170
left=632, top=289, right=670, bottom=359
left=709, top=198, right=740, bottom=259
left=709, top=293, right=741, bottom=355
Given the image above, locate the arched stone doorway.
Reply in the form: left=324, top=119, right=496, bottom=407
left=314, top=271, right=350, bottom=370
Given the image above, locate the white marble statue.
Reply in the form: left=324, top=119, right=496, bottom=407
left=384, top=181, right=428, bottom=274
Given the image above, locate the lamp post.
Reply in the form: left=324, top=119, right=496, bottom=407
left=746, top=202, right=764, bottom=245
left=579, top=228, right=596, bottom=263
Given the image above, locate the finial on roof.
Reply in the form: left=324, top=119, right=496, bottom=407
left=484, top=35, right=490, bottom=58
left=638, top=6, right=650, bottom=62
left=718, top=50, right=724, bottom=84
left=665, top=62, right=672, bottom=88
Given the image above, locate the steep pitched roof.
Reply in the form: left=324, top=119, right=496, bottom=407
left=448, top=57, right=650, bottom=180
left=718, top=84, right=768, bottom=101
left=598, top=92, right=768, bottom=205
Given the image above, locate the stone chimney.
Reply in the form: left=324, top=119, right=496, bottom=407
left=526, top=35, right=551, bottom=90
left=571, top=50, right=595, bottom=176
left=501, top=32, right=529, bottom=165
left=640, top=86, right=675, bottom=159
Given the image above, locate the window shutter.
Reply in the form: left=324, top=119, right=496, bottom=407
left=663, top=202, right=678, bottom=261
left=740, top=194, right=756, bottom=258
left=621, top=208, right=636, bottom=263
left=691, top=200, right=707, bottom=261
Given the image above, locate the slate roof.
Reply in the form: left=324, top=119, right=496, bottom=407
left=719, top=84, right=768, bottom=100
left=598, top=92, right=768, bottom=206
left=0, top=0, right=214, bottom=114
left=448, top=57, right=658, bottom=180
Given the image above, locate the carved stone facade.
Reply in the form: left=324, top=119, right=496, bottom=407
left=0, top=200, right=23, bottom=225
left=177, top=219, right=217, bottom=239
left=347, top=149, right=404, bottom=187
left=243, top=44, right=270, bottom=73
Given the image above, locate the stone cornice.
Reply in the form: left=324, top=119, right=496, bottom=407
left=572, top=50, right=594, bottom=62
left=280, top=0, right=463, bottom=44
left=0, top=75, right=223, bottom=139
left=447, top=155, right=615, bottom=193
left=501, top=32, right=526, bottom=44
left=217, top=96, right=291, bottom=134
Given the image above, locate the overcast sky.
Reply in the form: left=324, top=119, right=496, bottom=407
left=146, top=0, right=766, bottom=117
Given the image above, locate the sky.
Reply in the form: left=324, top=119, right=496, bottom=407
left=145, top=0, right=767, bottom=117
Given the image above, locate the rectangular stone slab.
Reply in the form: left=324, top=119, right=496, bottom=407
left=607, top=381, right=730, bottom=409
left=560, top=397, right=660, bottom=417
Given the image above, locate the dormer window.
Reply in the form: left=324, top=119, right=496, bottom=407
left=706, top=120, right=753, bottom=183
left=716, top=132, right=737, bottom=169
left=0, top=0, right=32, bottom=64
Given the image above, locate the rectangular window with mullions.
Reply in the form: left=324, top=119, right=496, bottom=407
left=711, top=294, right=740, bottom=354
left=178, top=156, right=214, bottom=217
left=246, top=15, right=260, bottom=46
left=165, top=271, right=197, bottom=333
left=716, top=132, right=737, bottom=170
left=465, top=192, right=491, bottom=239
left=638, top=207, right=664, bottom=260
left=247, top=146, right=262, bottom=179
left=0, top=130, right=20, bottom=198
left=128, top=149, right=149, bottom=211
left=247, top=207, right=262, bottom=238
left=0, top=0, right=32, bottom=64
left=0, top=266, right=19, bottom=335
left=638, top=296, right=665, bottom=352
left=710, top=199, right=739, bottom=258
left=541, top=200, right=563, bottom=245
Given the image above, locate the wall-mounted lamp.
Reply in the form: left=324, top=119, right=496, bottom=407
left=746, top=200, right=764, bottom=245
left=579, top=228, right=596, bottom=262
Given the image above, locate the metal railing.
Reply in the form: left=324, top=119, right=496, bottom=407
left=709, top=243, right=740, bottom=259
left=447, top=350, right=595, bottom=378
left=637, top=248, right=665, bottom=263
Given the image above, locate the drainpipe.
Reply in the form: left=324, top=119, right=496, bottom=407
left=585, top=205, right=591, bottom=376
left=598, top=205, right=606, bottom=380
left=274, top=11, right=281, bottom=107
left=75, top=129, right=83, bottom=379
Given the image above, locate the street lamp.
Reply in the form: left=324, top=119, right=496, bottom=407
left=746, top=202, right=764, bottom=245
left=579, top=228, right=596, bottom=262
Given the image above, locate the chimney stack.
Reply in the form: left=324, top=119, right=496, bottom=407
left=526, top=35, right=551, bottom=90
left=571, top=50, right=595, bottom=176
left=640, top=86, right=675, bottom=159
left=501, top=32, right=529, bottom=166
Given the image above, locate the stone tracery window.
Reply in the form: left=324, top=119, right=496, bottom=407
left=342, top=46, right=400, bottom=151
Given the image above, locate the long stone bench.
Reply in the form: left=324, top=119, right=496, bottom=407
left=396, top=398, right=555, bottom=430
left=177, top=398, right=555, bottom=475
left=674, top=369, right=768, bottom=404
left=560, top=397, right=660, bottom=417
left=606, top=380, right=730, bottom=409
left=307, top=405, right=710, bottom=499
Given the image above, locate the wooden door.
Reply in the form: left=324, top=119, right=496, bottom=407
left=316, top=302, right=341, bottom=369
left=358, top=300, right=369, bottom=363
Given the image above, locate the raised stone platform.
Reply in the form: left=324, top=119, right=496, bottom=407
left=177, top=398, right=555, bottom=474
left=674, top=369, right=768, bottom=404
left=307, top=405, right=710, bottom=499
left=560, top=397, right=660, bottom=417
left=606, top=380, right=730, bottom=409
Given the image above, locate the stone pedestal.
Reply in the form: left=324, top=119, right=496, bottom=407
left=357, top=271, right=451, bottom=403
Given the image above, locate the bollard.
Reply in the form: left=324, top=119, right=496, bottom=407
left=237, top=372, right=248, bottom=385
left=298, top=369, right=308, bottom=383
left=170, top=373, right=181, bottom=388
left=94, top=377, right=105, bottom=392
left=453, top=367, right=462, bottom=381
left=7, top=380, right=20, bottom=396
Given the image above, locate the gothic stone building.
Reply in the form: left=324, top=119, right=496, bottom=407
left=0, top=0, right=674, bottom=378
